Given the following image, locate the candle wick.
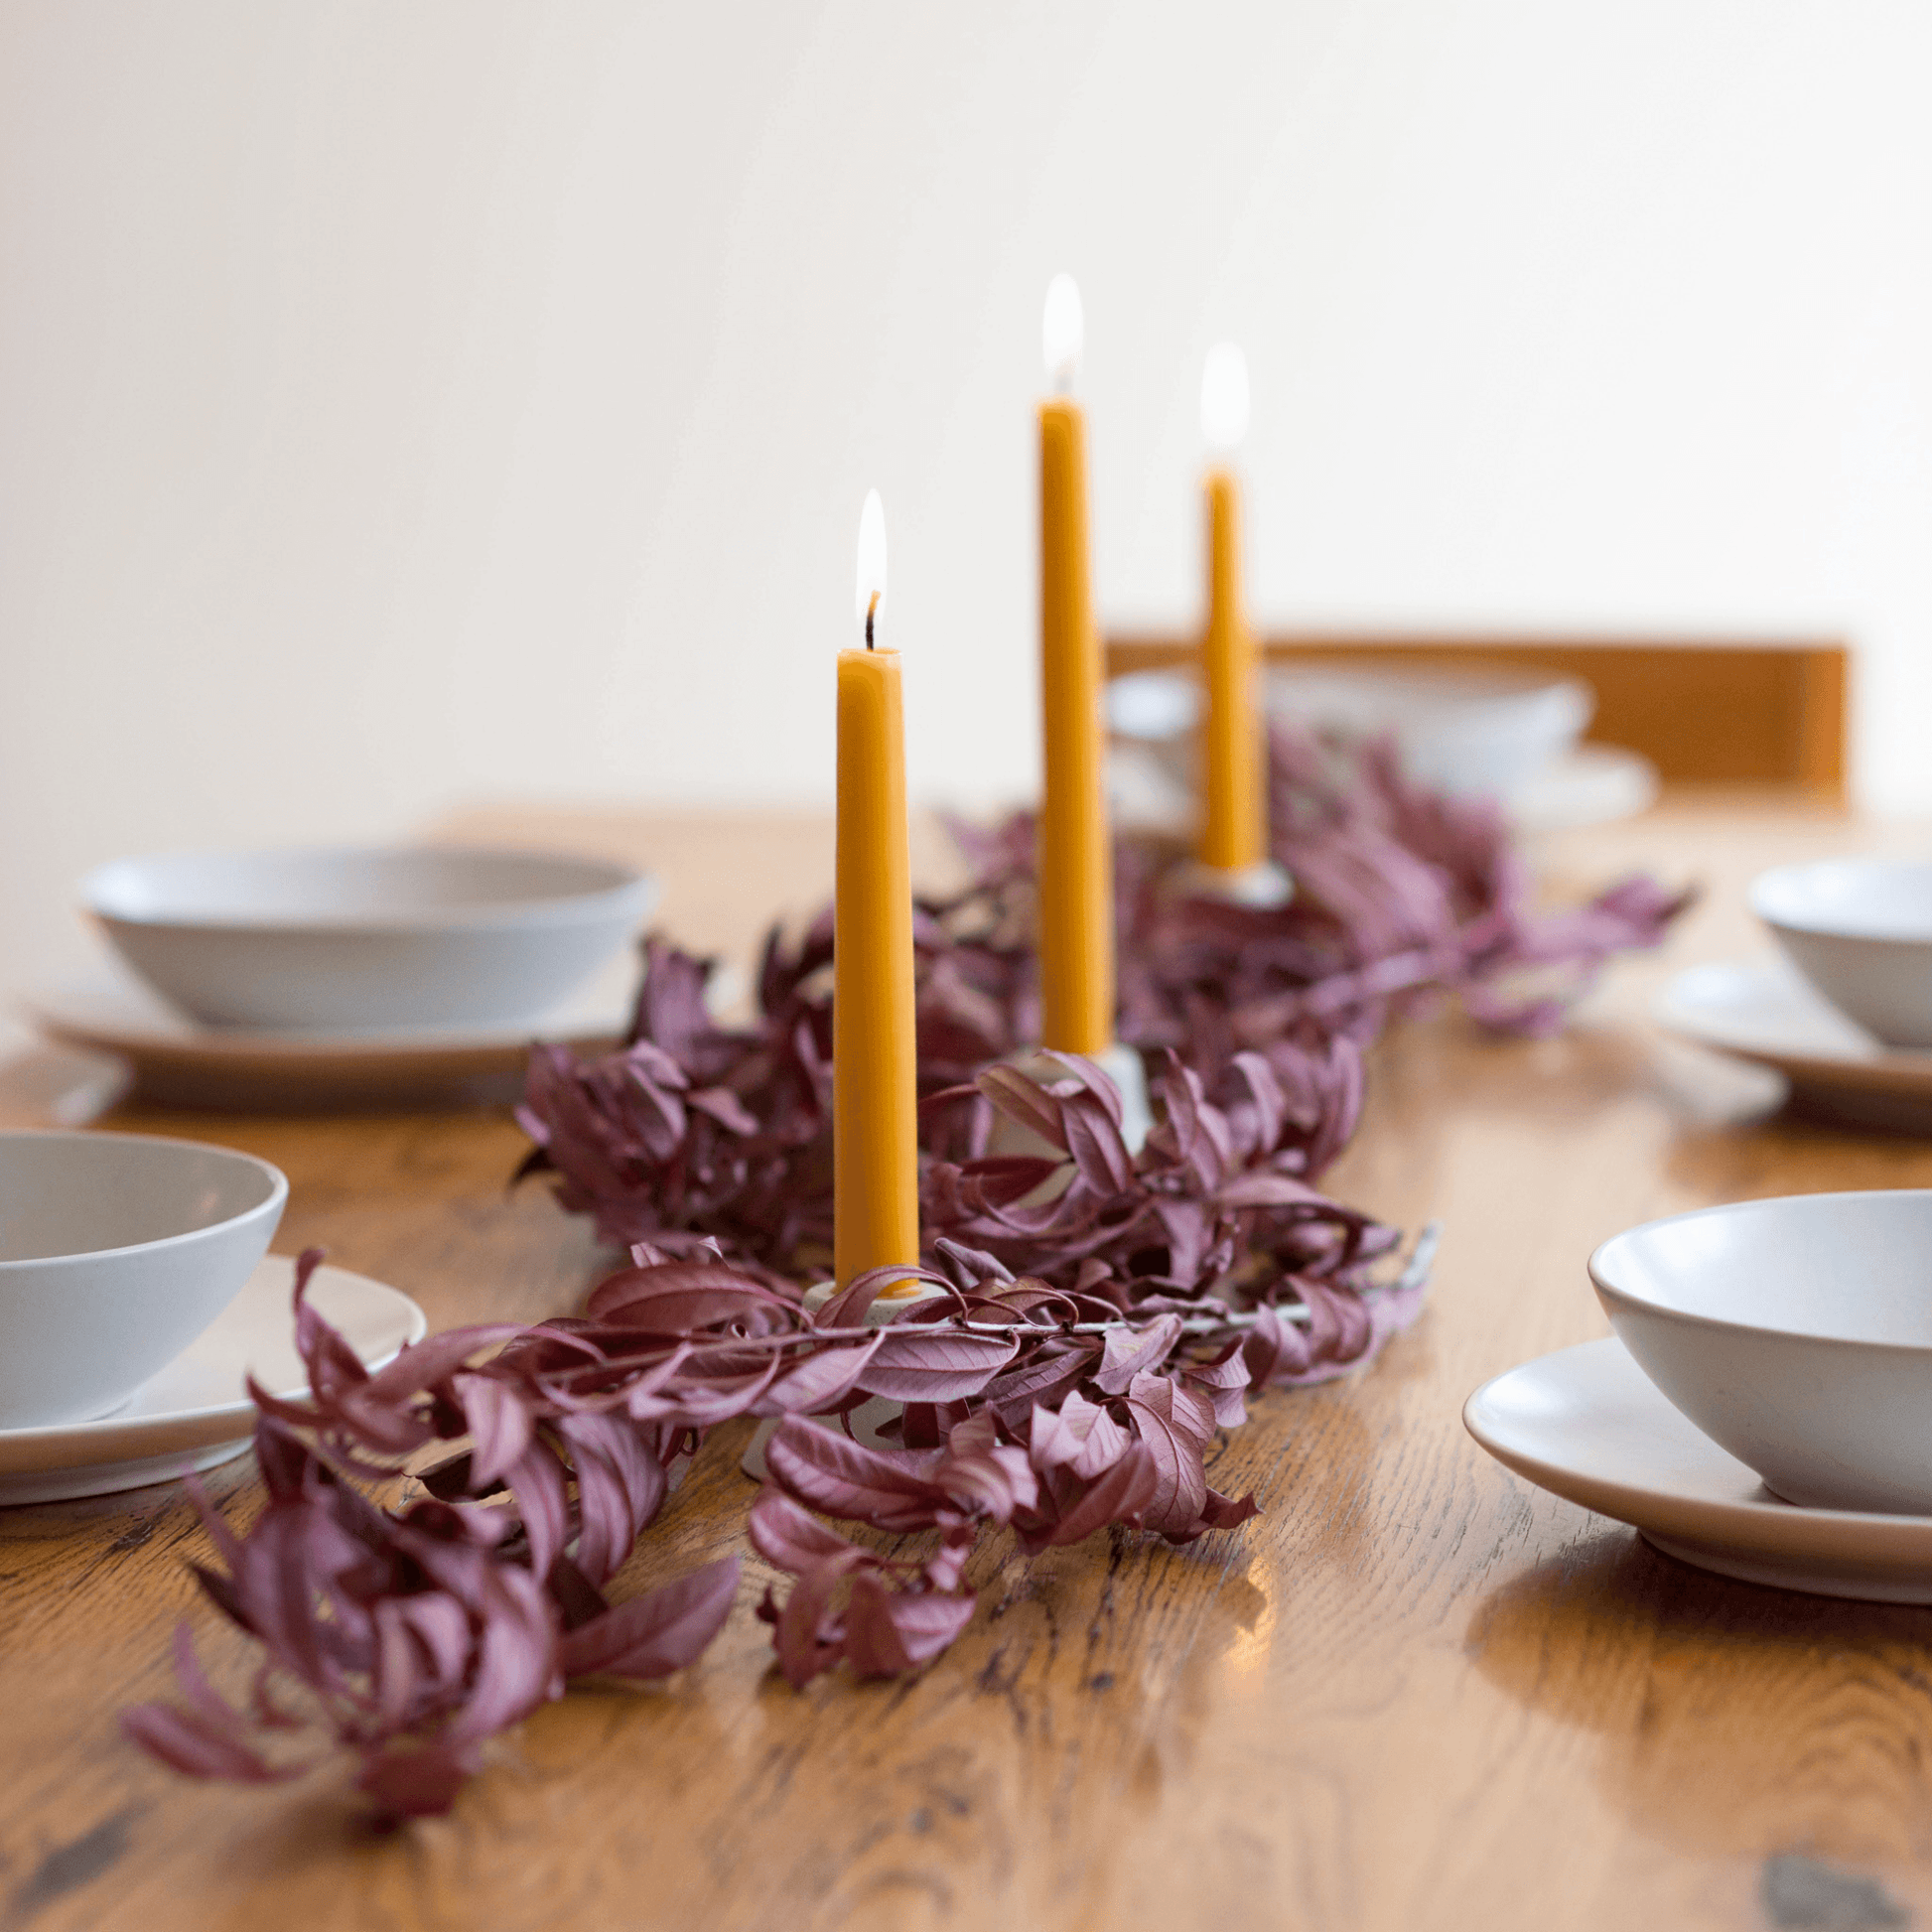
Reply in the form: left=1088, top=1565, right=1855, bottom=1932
left=865, top=592, right=879, bottom=650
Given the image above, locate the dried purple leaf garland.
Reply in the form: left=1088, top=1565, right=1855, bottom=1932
left=126, top=1044, right=1426, bottom=1818
left=1116, top=729, right=1690, bottom=1057
left=125, top=727, right=1679, bottom=1820
left=516, top=725, right=1687, bottom=1270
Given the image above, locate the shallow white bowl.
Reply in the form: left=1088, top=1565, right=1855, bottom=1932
left=1268, top=664, right=1593, bottom=795
left=1109, top=664, right=1592, bottom=798
left=1750, top=858, right=1932, bottom=1048
left=0, top=1130, right=287, bottom=1428
left=83, top=845, right=655, bottom=1031
left=1590, top=1190, right=1932, bottom=1514
left=1107, top=671, right=1201, bottom=742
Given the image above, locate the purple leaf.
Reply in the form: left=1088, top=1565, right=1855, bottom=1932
left=1199, top=1485, right=1261, bottom=1531
left=813, top=1264, right=948, bottom=1329
left=763, top=1419, right=947, bottom=1532
left=747, top=1487, right=862, bottom=1574
left=1020, top=1442, right=1163, bottom=1550
left=356, top=1324, right=529, bottom=1407
left=975, top=1063, right=1070, bottom=1150
left=1182, top=1344, right=1254, bottom=1429
left=841, top=1575, right=977, bottom=1678
left=1036, top=1050, right=1128, bottom=1131
left=1123, top=1375, right=1211, bottom=1539
left=1243, top=1303, right=1312, bottom=1383
left=290, top=1247, right=368, bottom=1401
left=504, top=1442, right=570, bottom=1584
left=445, top=1563, right=557, bottom=1745
left=1059, top=1090, right=1136, bottom=1195
left=454, top=1373, right=533, bottom=1490
left=931, top=1414, right=1037, bottom=1520
left=1093, top=1315, right=1183, bottom=1395
left=982, top=1339, right=1102, bottom=1426
left=121, top=1702, right=305, bottom=1785
left=765, top=1547, right=867, bottom=1689
left=687, top=1085, right=760, bottom=1135
left=1029, top=1390, right=1130, bottom=1479
left=854, top=1324, right=1019, bottom=1403
left=1214, top=1171, right=1327, bottom=1210
left=750, top=1337, right=883, bottom=1417
left=559, top=1557, right=741, bottom=1680
left=585, top=1262, right=796, bottom=1333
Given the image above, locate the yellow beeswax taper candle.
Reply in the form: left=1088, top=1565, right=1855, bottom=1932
left=833, top=489, right=920, bottom=1289
left=1036, top=273, right=1115, bottom=1054
left=1198, top=342, right=1265, bottom=871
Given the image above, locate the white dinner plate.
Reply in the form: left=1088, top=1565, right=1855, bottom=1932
left=0, top=1252, right=426, bottom=1503
left=1655, top=957, right=1932, bottom=1133
left=22, top=955, right=632, bottom=1110
left=1464, top=1337, right=1932, bottom=1602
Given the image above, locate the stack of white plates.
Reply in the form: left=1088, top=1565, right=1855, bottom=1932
left=26, top=845, right=653, bottom=1109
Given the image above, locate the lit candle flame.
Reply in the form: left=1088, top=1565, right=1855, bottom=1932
left=1200, top=342, right=1249, bottom=454
left=1042, top=274, right=1083, bottom=393
left=855, top=488, right=888, bottom=646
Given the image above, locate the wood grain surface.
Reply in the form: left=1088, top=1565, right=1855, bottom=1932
left=7, top=795, right=1932, bottom=1932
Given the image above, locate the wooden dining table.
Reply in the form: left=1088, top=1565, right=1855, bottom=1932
left=6, top=793, right=1932, bottom=1932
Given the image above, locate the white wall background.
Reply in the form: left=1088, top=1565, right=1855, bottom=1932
left=4, top=0, right=1930, bottom=998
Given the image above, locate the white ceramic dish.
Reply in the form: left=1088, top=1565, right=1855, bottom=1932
left=24, top=958, right=632, bottom=1111
left=1590, top=1189, right=1932, bottom=1515
left=1267, top=663, right=1593, bottom=796
left=1107, top=671, right=1200, bottom=742
left=83, top=845, right=656, bottom=1032
left=1505, top=745, right=1658, bottom=835
left=1654, top=957, right=1932, bottom=1133
left=0, top=1252, right=425, bottom=1503
left=0, top=1130, right=287, bottom=1428
left=1750, top=857, right=1932, bottom=1048
left=1465, top=1338, right=1932, bottom=1602
left=1106, top=668, right=1636, bottom=827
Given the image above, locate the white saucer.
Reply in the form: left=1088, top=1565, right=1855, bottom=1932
left=23, top=958, right=631, bottom=1110
left=0, top=1252, right=426, bottom=1504
left=1656, top=957, right=1932, bottom=1132
left=1464, top=1337, right=1932, bottom=1602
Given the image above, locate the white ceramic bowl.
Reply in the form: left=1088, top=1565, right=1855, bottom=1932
left=1109, top=664, right=1594, bottom=795
left=83, top=845, right=656, bottom=1032
left=1268, top=664, right=1593, bottom=796
left=1107, top=671, right=1201, bottom=742
left=1590, top=1189, right=1932, bottom=1514
left=0, top=1130, right=287, bottom=1428
left=1750, top=858, right=1932, bottom=1048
